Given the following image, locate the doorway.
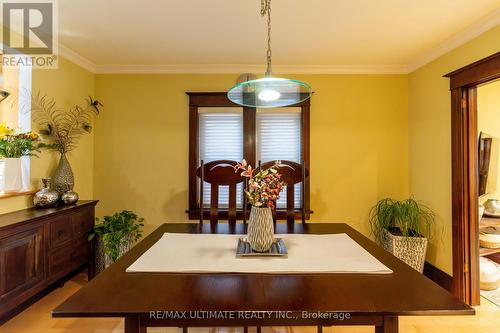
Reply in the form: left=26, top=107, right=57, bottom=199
left=477, top=80, right=500, bottom=307
left=446, top=52, right=500, bottom=305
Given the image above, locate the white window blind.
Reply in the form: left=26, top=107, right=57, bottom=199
left=256, top=108, right=302, bottom=209
left=198, top=107, right=243, bottom=208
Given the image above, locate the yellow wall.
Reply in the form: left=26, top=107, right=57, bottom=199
left=408, top=25, right=500, bottom=275
left=0, top=65, right=20, bottom=125
left=94, top=74, right=409, bottom=235
left=0, top=57, right=95, bottom=214
left=478, top=79, right=500, bottom=201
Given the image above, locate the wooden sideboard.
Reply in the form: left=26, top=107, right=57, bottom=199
left=0, top=200, right=98, bottom=321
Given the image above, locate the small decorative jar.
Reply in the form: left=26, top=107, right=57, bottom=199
left=61, top=183, right=79, bottom=205
left=247, top=206, right=275, bottom=252
left=33, top=178, right=59, bottom=208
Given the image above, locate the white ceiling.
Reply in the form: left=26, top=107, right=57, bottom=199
left=57, top=0, right=500, bottom=73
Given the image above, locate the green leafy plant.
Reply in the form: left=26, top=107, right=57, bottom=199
left=369, top=198, right=435, bottom=244
left=30, top=92, right=102, bottom=154
left=88, top=210, right=144, bottom=262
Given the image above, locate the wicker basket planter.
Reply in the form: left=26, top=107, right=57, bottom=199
left=94, top=234, right=133, bottom=274
left=381, top=229, right=428, bottom=273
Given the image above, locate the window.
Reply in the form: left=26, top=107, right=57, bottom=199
left=188, top=92, right=310, bottom=220
left=199, top=107, right=243, bottom=207
left=0, top=57, right=32, bottom=193
left=257, top=108, right=302, bottom=208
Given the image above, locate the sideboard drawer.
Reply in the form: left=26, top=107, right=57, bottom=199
left=49, top=216, right=73, bottom=248
left=48, top=240, right=89, bottom=278
left=72, top=209, right=93, bottom=238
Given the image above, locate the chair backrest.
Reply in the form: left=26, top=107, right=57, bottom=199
left=259, top=160, right=309, bottom=224
left=196, top=160, right=245, bottom=227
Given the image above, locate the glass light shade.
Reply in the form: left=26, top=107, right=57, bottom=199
left=227, top=77, right=312, bottom=108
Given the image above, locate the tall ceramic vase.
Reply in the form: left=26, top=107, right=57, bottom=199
left=247, top=206, right=274, bottom=252
left=53, top=153, right=74, bottom=195
left=1, top=158, right=22, bottom=192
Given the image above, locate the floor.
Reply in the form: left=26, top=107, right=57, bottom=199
left=481, top=287, right=500, bottom=308
left=1, top=273, right=499, bottom=333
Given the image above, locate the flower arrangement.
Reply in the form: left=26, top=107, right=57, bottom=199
left=0, top=123, right=42, bottom=158
left=234, top=160, right=285, bottom=208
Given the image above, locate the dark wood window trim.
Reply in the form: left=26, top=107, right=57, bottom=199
left=444, top=51, right=500, bottom=305
left=187, top=92, right=311, bottom=221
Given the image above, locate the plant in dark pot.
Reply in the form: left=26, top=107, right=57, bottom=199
left=369, top=198, right=435, bottom=272
left=88, top=210, right=144, bottom=273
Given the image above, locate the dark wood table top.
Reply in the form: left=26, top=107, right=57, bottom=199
left=53, top=223, right=473, bottom=318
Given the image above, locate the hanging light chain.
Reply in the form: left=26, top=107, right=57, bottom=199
left=261, top=0, right=272, bottom=76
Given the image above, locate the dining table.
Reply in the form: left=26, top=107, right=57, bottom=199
left=52, top=223, right=474, bottom=333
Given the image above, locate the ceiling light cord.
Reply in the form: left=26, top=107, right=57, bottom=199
left=261, top=0, right=272, bottom=77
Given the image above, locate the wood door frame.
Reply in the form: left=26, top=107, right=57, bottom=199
left=445, top=52, right=500, bottom=305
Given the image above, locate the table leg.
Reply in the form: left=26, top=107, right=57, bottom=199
left=376, top=316, right=398, bottom=333
left=124, top=317, right=146, bottom=333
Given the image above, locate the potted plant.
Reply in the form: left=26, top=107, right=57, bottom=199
left=234, top=160, right=285, bottom=252
left=369, top=198, right=435, bottom=272
left=0, top=123, right=42, bottom=192
left=31, top=92, right=102, bottom=194
left=88, top=210, right=144, bottom=272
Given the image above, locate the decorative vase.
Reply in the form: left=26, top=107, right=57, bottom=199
left=247, top=206, right=274, bottom=252
left=33, top=178, right=59, bottom=208
left=53, top=153, right=74, bottom=195
left=0, top=158, right=22, bottom=192
left=61, top=183, right=79, bottom=205
left=484, top=199, right=500, bottom=217
left=94, top=234, right=133, bottom=273
left=381, top=229, right=428, bottom=273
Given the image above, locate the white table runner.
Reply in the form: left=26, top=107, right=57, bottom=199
left=126, top=233, right=392, bottom=274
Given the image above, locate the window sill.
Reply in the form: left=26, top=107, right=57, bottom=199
left=187, top=209, right=313, bottom=221
left=0, top=189, right=37, bottom=199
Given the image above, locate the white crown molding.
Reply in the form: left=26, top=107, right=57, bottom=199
left=58, top=44, right=96, bottom=73
left=1, top=20, right=97, bottom=73
left=56, top=7, right=500, bottom=76
left=407, top=8, right=500, bottom=73
left=94, top=64, right=408, bottom=74
left=5, top=7, right=498, bottom=75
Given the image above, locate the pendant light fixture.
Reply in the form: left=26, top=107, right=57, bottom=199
left=227, top=0, right=312, bottom=108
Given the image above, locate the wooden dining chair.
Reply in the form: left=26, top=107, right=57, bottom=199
left=256, top=161, right=316, bottom=333
left=259, top=160, right=309, bottom=224
left=257, top=163, right=318, bottom=332
left=194, top=160, right=249, bottom=333
left=196, top=160, right=246, bottom=227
